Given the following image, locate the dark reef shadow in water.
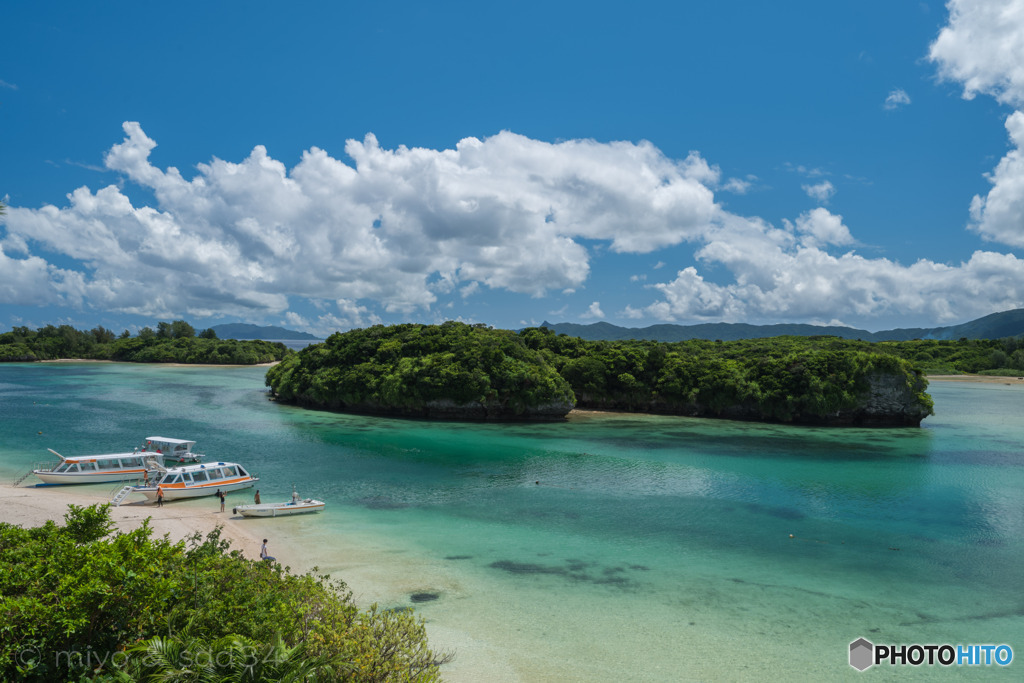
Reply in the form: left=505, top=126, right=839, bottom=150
left=488, top=558, right=644, bottom=589
left=358, top=496, right=411, bottom=510
left=741, top=501, right=806, bottom=521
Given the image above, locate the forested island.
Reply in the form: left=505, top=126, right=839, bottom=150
left=7, top=318, right=1021, bottom=426
left=265, top=323, right=575, bottom=420
left=265, top=322, right=939, bottom=426
left=0, top=321, right=292, bottom=365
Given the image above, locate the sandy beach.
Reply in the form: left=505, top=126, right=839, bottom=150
left=927, top=373, right=1024, bottom=384
left=0, top=483, right=271, bottom=560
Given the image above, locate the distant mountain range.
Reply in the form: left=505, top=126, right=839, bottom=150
left=209, top=323, right=320, bottom=341
left=539, top=308, right=1024, bottom=342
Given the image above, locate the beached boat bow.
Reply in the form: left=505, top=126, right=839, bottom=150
left=233, top=488, right=325, bottom=517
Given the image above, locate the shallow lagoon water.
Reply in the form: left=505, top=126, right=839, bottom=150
left=1, top=363, right=1022, bottom=680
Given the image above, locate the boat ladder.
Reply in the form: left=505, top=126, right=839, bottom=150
left=11, top=461, right=48, bottom=487
left=111, top=485, right=135, bottom=507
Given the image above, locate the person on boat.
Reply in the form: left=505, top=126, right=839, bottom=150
left=156, top=486, right=164, bottom=507
left=254, top=490, right=261, bottom=504
left=260, top=539, right=275, bottom=562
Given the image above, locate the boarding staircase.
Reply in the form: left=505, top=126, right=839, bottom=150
left=11, top=462, right=49, bottom=487
left=111, top=485, right=135, bottom=507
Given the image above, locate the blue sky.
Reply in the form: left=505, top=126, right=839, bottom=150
left=3, top=0, right=1024, bottom=336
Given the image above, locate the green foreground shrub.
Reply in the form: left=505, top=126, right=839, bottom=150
left=0, top=504, right=450, bottom=682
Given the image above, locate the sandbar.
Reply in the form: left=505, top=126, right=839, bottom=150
left=927, top=374, right=1024, bottom=384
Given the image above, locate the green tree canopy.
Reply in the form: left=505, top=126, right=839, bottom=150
left=0, top=504, right=450, bottom=682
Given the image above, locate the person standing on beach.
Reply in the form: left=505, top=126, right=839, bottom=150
left=156, top=486, right=163, bottom=507
left=254, top=490, right=261, bottom=504
left=216, top=489, right=225, bottom=512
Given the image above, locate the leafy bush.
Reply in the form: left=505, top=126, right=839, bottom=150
left=0, top=504, right=449, bottom=682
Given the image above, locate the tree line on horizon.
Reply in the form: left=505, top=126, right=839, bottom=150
left=0, top=321, right=293, bottom=364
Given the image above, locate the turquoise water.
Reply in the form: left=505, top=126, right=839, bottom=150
left=2, top=363, right=1022, bottom=680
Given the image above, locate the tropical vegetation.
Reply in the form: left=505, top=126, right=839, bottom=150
left=0, top=504, right=449, bottom=682
left=266, top=322, right=574, bottom=419
left=266, top=323, right=937, bottom=425
left=519, top=328, right=931, bottom=424
left=0, top=321, right=292, bottom=364
left=877, top=336, right=1024, bottom=375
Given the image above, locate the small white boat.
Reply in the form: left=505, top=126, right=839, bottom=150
left=233, top=488, right=325, bottom=517
left=132, top=461, right=258, bottom=502
left=32, top=437, right=204, bottom=485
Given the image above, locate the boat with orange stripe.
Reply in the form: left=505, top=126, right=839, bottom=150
left=132, top=461, right=258, bottom=502
left=31, top=437, right=204, bottom=485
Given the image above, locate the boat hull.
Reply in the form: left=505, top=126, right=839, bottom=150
left=233, top=501, right=325, bottom=517
left=33, top=469, right=149, bottom=485
left=136, top=477, right=258, bottom=501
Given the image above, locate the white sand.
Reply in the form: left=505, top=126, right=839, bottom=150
left=0, top=483, right=269, bottom=559
left=927, top=373, right=1024, bottom=383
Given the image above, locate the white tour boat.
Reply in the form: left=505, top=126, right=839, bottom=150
left=233, top=488, right=325, bottom=517
left=131, top=461, right=259, bottom=502
left=31, top=437, right=204, bottom=485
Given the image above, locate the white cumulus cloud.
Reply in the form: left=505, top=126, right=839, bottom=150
left=884, top=88, right=912, bottom=110
left=929, top=0, right=1024, bottom=250
left=929, top=0, right=1024, bottom=107
left=969, top=110, right=1024, bottom=246
left=6, top=114, right=1024, bottom=331
left=644, top=220, right=1024, bottom=325
left=582, top=301, right=605, bottom=319
left=3, top=123, right=720, bottom=323
left=802, top=180, right=835, bottom=203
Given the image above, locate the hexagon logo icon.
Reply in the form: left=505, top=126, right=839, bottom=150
left=850, top=638, right=874, bottom=671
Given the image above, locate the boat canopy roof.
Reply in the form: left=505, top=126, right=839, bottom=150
left=145, top=437, right=195, bottom=447
left=144, top=437, right=197, bottom=454
left=161, top=461, right=240, bottom=474
left=65, top=451, right=154, bottom=463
